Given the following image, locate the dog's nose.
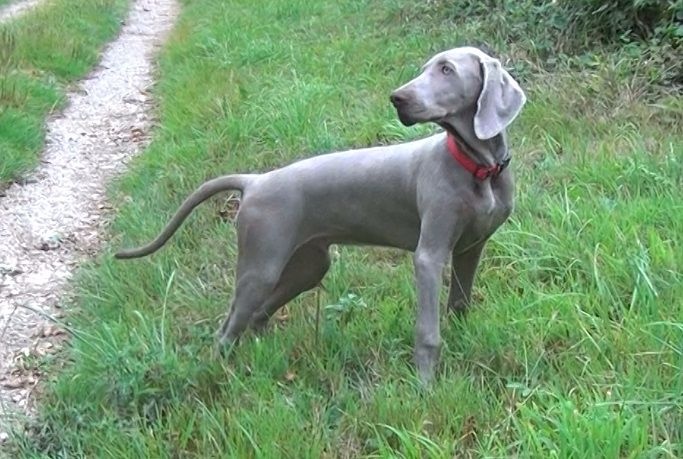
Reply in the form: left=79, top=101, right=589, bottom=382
left=390, top=92, right=407, bottom=106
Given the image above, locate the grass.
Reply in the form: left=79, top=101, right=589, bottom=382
left=13, top=0, right=683, bottom=456
left=0, top=0, right=129, bottom=184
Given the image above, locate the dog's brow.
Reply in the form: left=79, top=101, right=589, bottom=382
left=422, top=54, right=442, bottom=70
left=427, top=58, right=457, bottom=72
left=445, top=59, right=458, bottom=70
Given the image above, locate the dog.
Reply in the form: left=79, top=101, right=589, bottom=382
left=116, top=46, right=526, bottom=383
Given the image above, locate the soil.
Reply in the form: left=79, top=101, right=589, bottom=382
left=0, top=0, right=43, bottom=22
left=0, top=0, right=178, bottom=443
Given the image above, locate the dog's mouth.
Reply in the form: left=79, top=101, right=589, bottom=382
left=392, top=101, right=424, bottom=126
left=395, top=109, right=418, bottom=126
left=391, top=93, right=448, bottom=127
left=394, top=105, right=448, bottom=127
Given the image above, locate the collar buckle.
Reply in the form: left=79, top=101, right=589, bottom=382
left=447, top=133, right=511, bottom=181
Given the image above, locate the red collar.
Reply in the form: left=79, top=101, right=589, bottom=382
left=446, top=133, right=509, bottom=180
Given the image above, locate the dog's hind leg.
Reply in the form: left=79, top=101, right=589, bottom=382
left=249, top=241, right=331, bottom=332
left=216, top=210, right=299, bottom=346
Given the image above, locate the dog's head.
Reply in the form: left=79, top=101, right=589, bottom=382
left=390, top=47, right=526, bottom=140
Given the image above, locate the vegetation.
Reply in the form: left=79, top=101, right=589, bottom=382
left=11, top=0, right=683, bottom=456
left=0, top=0, right=129, bottom=184
left=453, top=0, right=682, bottom=49
left=411, top=0, right=682, bottom=89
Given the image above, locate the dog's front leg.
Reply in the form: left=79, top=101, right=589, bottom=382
left=447, top=240, right=487, bottom=317
left=413, top=234, right=453, bottom=385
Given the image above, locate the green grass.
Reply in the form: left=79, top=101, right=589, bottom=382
left=14, top=0, right=683, bottom=456
left=0, top=0, right=129, bottom=184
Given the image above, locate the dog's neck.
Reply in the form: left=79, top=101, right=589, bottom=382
left=439, top=111, right=508, bottom=166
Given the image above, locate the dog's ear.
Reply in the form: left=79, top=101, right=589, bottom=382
left=473, top=58, right=526, bottom=140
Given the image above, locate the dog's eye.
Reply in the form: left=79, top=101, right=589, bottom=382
left=441, top=64, right=453, bottom=75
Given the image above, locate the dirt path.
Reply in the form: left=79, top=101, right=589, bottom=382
left=0, top=0, right=44, bottom=22
left=0, top=0, right=178, bottom=441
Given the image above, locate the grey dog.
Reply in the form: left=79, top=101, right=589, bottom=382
left=116, top=46, right=527, bottom=383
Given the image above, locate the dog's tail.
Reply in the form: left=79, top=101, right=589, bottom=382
left=115, top=174, right=255, bottom=260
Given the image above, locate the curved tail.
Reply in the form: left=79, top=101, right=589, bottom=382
left=115, top=174, right=255, bottom=259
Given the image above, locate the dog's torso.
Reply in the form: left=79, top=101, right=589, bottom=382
left=239, top=132, right=514, bottom=254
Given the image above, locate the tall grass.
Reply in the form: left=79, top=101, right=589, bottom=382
left=0, top=0, right=129, bottom=184
left=13, top=0, right=683, bottom=456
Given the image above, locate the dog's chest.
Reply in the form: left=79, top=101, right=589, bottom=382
left=458, top=184, right=512, bottom=250
left=473, top=201, right=508, bottom=234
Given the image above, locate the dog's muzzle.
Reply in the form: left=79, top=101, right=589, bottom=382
left=390, top=93, right=418, bottom=126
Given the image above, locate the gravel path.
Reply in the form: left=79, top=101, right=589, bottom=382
left=0, top=0, right=44, bottom=22
left=0, top=0, right=178, bottom=441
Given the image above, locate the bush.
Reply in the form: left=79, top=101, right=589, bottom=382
left=557, top=0, right=681, bottom=46
left=454, top=0, right=681, bottom=54
left=438, top=0, right=682, bottom=88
